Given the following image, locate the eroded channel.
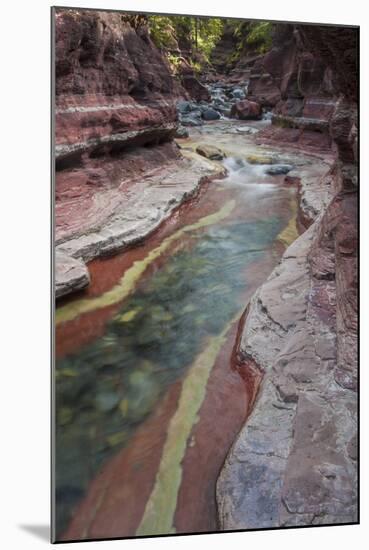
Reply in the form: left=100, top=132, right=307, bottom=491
left=55, top=123, right=303, bottom=540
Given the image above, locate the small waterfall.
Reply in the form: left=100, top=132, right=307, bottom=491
left=223, top=157, right=271, bottom=184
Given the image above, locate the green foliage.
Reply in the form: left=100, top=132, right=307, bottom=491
left=167, top=53, right=181, bottom=68
left=145, top=16, right=273, bottom=69
left=223, top=20, right=273, bottom=66
left=246, top=21, right=273, bottom=53
left=195, top=18, right=224, bottom=59
left=147, top=15, right=224, bottom=66
left=147, top=16, right=179, bottom=50
left=189, top=60, right=202, bottom=75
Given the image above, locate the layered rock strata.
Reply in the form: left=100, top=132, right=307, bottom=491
left=54, top=9, right=222, bottom=298
left=217, top=24, right=358, bottom=529
left=217, top=160, right=357, bottom=527
left=246, top=24, right=358, bottom=150
left=56, top=152, right=224, bottom=269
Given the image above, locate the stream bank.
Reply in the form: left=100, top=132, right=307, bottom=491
left=217, top=150, right=357, bottom=528
left=56, top=119, right=318, bottom=539
left=54, top=10, right=357, bottom=541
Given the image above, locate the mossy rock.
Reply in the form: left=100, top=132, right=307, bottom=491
left=105, top=431, right=128, bottom=448
left=196, top=144, right=225, bottom=161
left=95, top=391, right=120, bottom=412
left=245, top=154, right=275, bottom=165
left=116, top=309, right=140, bottom=323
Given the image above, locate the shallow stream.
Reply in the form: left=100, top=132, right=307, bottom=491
left=55, top=123, right=300, bottom=540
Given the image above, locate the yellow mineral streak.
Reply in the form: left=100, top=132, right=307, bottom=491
left=277, top=198, right=299, bottom=248
left=56, top=200, right=235, bottom=325
left=136, top=311, right=241, bottom=536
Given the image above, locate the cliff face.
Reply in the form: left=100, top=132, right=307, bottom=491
left=217, top=24, right=358, bottom=529
left=249, top=26, right=358, bottom=375
left=247, top=24, right=357, bottom=109
left=55, top=9, right=179, bottom=160
left=300, top=25, right=358, bottom=396
left=55, top=9, right=179, bottom=237
left=246, top=25, right=358, bottom=152
left=54, top=9, right=225, bottom=299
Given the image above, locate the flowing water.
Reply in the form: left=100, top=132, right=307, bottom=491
left=54, top=133, right=299, bottom=540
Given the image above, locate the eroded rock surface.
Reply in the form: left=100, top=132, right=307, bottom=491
left=217, top=158, right=357, bottom=528
left=56, top=152, right=224, bottom=265
left=55, top=9, right=179, bottom=156
left=216, top=25, right=357, bottom=529
left=54, top=10, right=226, bottom=298
left=54, top=11, right=358, bottom=531
left=55, top=251, right=90, bottom=298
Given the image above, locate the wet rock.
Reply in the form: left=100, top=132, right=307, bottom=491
left=262, top=111, right=273, bottom=121
left=180, top=115, right=203, bottom=127
left=175, top=126, right=189, bottom=139
left=202, top=108, right=221, bottom=121
left=96, top=392, right=120, bottom=413
left=231, top=99, right=262, bottom=120
left=177, top=100, right=192, bottom=114
left=196, top=145, right=225, bottom=161
left=235, top=126, right=259, bottom=135
left=245, top=153, right=274, bottom=165
left=126, top=370, right=161, bottom=421
left=212, top=98, right=226, bottom=108
left=265, top=164, right=293, bottom=175
left=231, top=88, right=246, bottom=99
left=189, top=108, right=203, bottom=118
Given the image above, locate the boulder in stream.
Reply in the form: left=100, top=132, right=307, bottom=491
left=202, top=108, right=221, bottom=121
left=245, top=153, right=275, bottom=164
left=231, top=99, right=262, bottom=120
left=181, top=115, right=203, bottom=127
left=177, top=100, right=192, bottom=114
left=231, top=88, right=246, bottom=99
left=265, top=164, right=293, bottom=175
left=235, top=126, right=259, bottom=135
left=196, top=144, right=225, bottom=161
left=175, top=126, right=190, bottom=139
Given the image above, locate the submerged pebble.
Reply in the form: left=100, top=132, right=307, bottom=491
left=265, top=164, right=293, bottom=175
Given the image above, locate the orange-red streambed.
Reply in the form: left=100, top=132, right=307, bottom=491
left=56, top=164, right=298, bottom=539
left=60, top=251, right=277, bottom=541
left=56, top=180, right=231, bottom=359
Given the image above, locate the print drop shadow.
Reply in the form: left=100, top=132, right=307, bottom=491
left=19, top=524, right=50, bottom=542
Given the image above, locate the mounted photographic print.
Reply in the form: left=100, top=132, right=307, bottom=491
left=52, top=5, right=359, bottom=543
